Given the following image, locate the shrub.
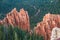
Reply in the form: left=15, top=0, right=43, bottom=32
left=0, top=25, right=44, bottom=40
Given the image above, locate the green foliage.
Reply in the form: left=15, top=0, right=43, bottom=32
left=0, top=25, right=44, bottom=40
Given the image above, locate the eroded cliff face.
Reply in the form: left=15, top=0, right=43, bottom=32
left=0, top=8, right=60, bottom=40
left=0, top=8, right=30, bottom=31
left=34, top=13, right=60, bottom=40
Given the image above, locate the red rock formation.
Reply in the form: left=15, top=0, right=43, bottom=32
left=0, top=8, right=30, bottom=31
left=34, top=13, right=60, bottom=40
left=34, top=22, right=47, bottom=40
left=1, top=8, right=60, bottom=40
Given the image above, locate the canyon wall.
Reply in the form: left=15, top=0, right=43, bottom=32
left=34, top=13, right=60, bottom=40
left=0, top=8, right=30, bottom=31
left=0, top=8, right=60, bottom=40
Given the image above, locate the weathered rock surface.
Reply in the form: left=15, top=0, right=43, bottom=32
left=0, top=8, right=60, bottom=40
left=0, top=8, right=30, bottom=31
left=34, top=13, right=60, bottom=40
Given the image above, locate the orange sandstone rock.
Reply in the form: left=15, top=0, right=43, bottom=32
left=34, top=13, right=60, bottom=40
left=0, top=8, right=30, bottom=31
